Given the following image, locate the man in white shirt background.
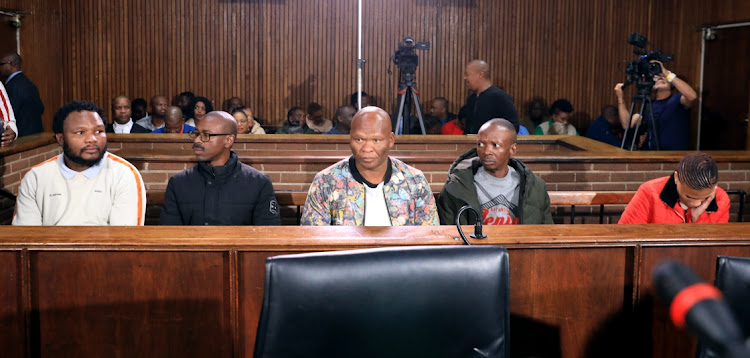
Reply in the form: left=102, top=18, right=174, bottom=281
left=106, top=95, right=150, bottom=134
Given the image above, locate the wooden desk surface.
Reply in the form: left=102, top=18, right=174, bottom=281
left=1, top=224, right=750, bottom=358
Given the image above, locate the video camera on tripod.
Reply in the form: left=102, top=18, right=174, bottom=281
left=623, top=33, right=673, bottom=90
left=620, top=33, right=674, bottom=151
left=392, top=37, right=431, bottom=135
left=392, top=37, right=430, bottom=77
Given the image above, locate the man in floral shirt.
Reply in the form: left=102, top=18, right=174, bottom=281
left=301, top=106, right=438, bottom=226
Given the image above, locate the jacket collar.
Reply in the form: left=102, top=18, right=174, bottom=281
left=659, top=173, right=719, bottom=212
left=349, top=155, right=392, bottom=188
left=198, top=151, right=239, bottom=180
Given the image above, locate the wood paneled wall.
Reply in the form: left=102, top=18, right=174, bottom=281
left=1, top=0, right=748, bottom=134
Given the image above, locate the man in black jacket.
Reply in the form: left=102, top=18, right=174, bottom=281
left=106, top=95, right=151, bottom=133
left=159, top=111, right=280, bottom=225
left=0, top=52, right=44, bottom=137
left=461, top=60, right=519, bottom=134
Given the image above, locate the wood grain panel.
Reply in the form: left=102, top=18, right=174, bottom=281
left=509, top=247, right=634, bottom=358
left=30, top=251, right=232, bottom=358
left=639, top=245, right=750, bottom=358
left=1, top=0, right=748, bottom=137
left=0, top=251, right=24, bottom=358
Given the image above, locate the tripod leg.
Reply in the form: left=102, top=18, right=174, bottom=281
left=410, top=86, right=427, bottom=135
left=630, top=101, right=649, bottom=151
left=622, top=101, right=638, bottom=149
left=395, top=85, right=408, bottom=135
left=645, top=97, right=660, bottom=150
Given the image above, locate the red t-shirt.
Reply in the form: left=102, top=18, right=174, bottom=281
left=440, top=120, right=463, bottom=135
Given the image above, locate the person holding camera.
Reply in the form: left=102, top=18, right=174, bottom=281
left=615, top=60, right=697, bottom=150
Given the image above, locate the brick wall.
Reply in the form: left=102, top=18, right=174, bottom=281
left=0, top=143, right=61, bottom=224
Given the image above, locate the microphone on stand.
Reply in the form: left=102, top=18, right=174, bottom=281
left=652, top=260, right=750, bottom=358
left=455, top=205, right=487, bottom=246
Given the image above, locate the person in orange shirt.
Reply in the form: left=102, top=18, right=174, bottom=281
left=619, top=153, right=730, bottom=224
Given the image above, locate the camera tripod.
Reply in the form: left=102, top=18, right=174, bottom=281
left=394, top=73, right=427, bottom=135
left=621, top=81, right=661, bottom=151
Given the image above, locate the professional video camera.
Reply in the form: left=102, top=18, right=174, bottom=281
left=620, top=33, right=675, bottom=151
left=392, top=37, right=430, bottom=76
left=623, top=33, right=673, bottom=89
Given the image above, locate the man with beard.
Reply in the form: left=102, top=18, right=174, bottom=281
left=159, top=111, right=280, bottom=225
left=13, top=100, right=146, bottom=225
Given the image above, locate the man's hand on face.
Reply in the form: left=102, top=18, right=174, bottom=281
left=0, top=127, right=15, bottom=147
left=690, top=186, right=717, bottom=223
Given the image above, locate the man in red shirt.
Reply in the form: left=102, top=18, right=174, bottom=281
left=619, top=153, right=729, bottom=224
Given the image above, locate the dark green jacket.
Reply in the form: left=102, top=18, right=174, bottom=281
left=276, top=121, right=317, bottom=134
left=438, top=148, right=553, bottom=225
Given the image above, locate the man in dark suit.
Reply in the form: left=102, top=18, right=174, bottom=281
left=0, top=52, right=44, bottom=137
left=106, top=95, right=150, bottom=133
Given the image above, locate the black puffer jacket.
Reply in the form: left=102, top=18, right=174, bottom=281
left=438, top=148, right=553, bottom=225
left=160, top=151, right=281, bottom=225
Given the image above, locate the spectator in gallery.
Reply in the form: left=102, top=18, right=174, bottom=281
left=519, top=97, right=546, bottom=133
left=585, top=105, right=624, bottom=147
left=441, top=106, right=468, bottom=135
left=306, top=102, right=333, bottom=133
left=186, top=96, right=213, bottom=127
left=276, top=106, right=316, bottom=134
left=427, top=97, right=456, bottom=125
left=325, top=105, right=356, bottom=134
left=238, top=106, right=266, bottom=134
left=151, top=106, right=195, bottom=133
left=533, top=99, right=579, bottom=135
left=106, top=95, right=150, bottom=133
left=136, top=95, right=168, bottom=131
left=131, top=98, right=148, bottom=121
left=175, top=91, right=195, bottom=120
left=461, top=59, right=520, bottom=134
left=350, top=91, right=371, bottom=110
left=222, top=97, right=244, bottom=113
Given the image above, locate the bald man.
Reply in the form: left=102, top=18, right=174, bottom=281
left=106, top=95, right=150, bottom=133
left=160, top=111, right=280, bottom=225
left=136, top=95, right=169, bottom=131
left=301, top=106, right=438, bottom=226
left=462, top=60, right=520, bottom=134
left=439, top=118, right=552, bottom=225
left=151, top=106, right=195, bottom=133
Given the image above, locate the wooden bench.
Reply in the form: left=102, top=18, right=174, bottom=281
left=146, top=190, right=639, bottom=224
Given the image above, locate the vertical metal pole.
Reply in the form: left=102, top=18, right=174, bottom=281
left=16, top=27, right=21, bottom=54
left=356, top=0, right=363, bottom=110
left=696, top=28, right=708, bottom=151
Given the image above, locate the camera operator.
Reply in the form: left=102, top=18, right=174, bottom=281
left=615, top=60, right=697, bottom=150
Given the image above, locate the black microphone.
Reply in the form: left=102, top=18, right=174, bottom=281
left=652, top=260, right=750, bottom=358
left=455, top=205, right=487, bottom=246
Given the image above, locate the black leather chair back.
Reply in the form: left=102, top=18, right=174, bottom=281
left=253, top=245, right=510, bottom=358
left=696, top=255, right=750, bottom=358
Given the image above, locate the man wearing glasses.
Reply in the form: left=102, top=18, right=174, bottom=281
left=159, top=111, right=281, bottom=225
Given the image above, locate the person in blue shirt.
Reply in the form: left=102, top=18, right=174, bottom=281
left=325, top=105, right=356, bottom=134
left=586, top=105, right=623, bottom=147
left=151, top=106, right=195, bottom=134
left=615, top=60, right=697, bottom=150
